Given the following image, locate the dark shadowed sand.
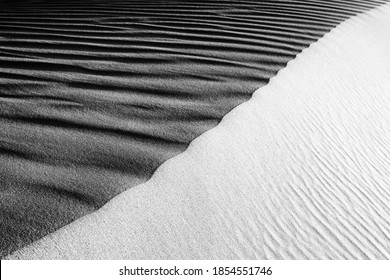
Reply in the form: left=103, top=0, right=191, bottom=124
left=0, top=0, right=386, bottom=257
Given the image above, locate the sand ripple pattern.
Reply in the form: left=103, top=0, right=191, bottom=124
left=0, top=0, right=386, bottom=257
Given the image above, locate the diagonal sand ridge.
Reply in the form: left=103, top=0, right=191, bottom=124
left=2, top=0, right=386, bottom=257
left=7, top=1, right=390, bottom=259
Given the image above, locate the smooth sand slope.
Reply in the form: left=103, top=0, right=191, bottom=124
left=8, top=2, right=390, bottom=259
left=1, top=0, right=385, bottom=257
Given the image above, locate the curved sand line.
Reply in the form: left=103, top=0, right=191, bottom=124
left=1, top=0, right=385, bottom=257
left=8, top=2, right=390, bottom=259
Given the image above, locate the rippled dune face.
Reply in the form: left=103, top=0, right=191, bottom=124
left=1, top=0, right=390, bottom=259
left=6, top=2, right=390, bottom=260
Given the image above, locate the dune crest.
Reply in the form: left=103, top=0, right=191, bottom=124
left=7, top=2, right=390, bottom=259
left=1, top=0, right=385, bottom=257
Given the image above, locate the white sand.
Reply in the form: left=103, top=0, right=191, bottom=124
left=8, top=3, right=390, bottom=259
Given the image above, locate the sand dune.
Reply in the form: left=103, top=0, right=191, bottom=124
left=0, top=0, right=388, bottom=257
left=7, top=2, right=390, bottom=259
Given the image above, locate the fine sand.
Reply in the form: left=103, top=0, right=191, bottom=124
left=1, top=0, right=385, bottom=257
left=7, top=2, right=390, bottom=259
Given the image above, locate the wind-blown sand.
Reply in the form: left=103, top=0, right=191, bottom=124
left=1, top=0, right=385, bottom=257
left=7, top=2, right=390, bottom=259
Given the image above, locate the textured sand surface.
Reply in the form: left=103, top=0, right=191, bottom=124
left=1, top=0, right=385, bottom=257
left=8, top=2, right=390, bottom=260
